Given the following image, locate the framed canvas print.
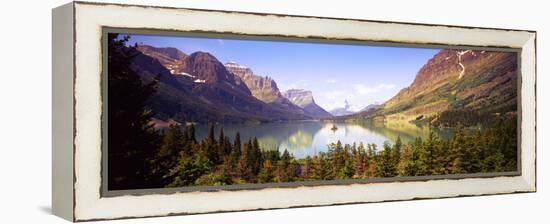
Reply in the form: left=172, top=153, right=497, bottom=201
left=52, top=1, right=537, bottom=222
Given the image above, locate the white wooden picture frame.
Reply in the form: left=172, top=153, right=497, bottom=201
left=52, top=1, right=536, bottom=221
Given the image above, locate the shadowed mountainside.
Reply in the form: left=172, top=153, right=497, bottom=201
left=132, top=45, right=312, bottom=124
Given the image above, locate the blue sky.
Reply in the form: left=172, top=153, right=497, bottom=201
left=125, top=33, right=440, bottom=112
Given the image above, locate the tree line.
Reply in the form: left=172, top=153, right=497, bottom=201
left=146, top=117, right=517, bottom=188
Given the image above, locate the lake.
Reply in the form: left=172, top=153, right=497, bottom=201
left=193, top=120, right=452, bottom=159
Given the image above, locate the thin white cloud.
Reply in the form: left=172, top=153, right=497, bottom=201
left=325, top=79, right=337, bottom=84
left=316, top=83, right=397, bottom=112
left=352, top=83, right=396, bottom=96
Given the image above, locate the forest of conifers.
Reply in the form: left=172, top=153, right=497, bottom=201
left=152, top=119, right=517, bottom=188
left=107, top=34, right=517, bottom=190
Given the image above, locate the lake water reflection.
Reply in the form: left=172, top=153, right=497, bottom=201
left=194, top=120, right=451, bottom=159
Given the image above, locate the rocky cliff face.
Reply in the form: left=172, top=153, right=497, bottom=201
left=136, top=45, right=187, bottom=74
left=382, top=49, right=517, bottom=120
left=224, top=62, right=310, bottom=117
left=283, top=89, right=332, bottom=119
left=133, top=45, right=310, bottom=123
left=224, top=62, right=285, bottom=103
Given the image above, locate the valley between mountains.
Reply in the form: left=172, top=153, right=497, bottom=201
left=131, top=44, right=517, bottom=129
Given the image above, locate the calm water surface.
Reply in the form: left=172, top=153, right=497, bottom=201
left=194, top=120, right=452, bottom=159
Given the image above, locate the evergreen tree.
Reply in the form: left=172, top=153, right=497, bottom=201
left=195, top=165, right=233, bottom=186
left=107, top=34, right=161, bottom=190
left=207, top=123, right=216, bottom=144
left=375, top=142, right=398, bottom=177
left=330, top=141, right=347, bottom=178
left=251, top=137, right=263, bottom=175
left=204, top=123, right=220, bottom=165
left=216, top=128, right=231, bottom=162
left=239, top=140, right=255, bottom=182
left=186, top=123, right=197, bottom=144
left=258, top=160, right=276, bottom=183
left=353, top=143, right=367, bottom=178
left=312, top=153, right=333, bottom=180
left=303, top=156, right=314, bottom=179
left=228, top=132, right=242, bottom=177
left=392, top=137, right=403, bottom=169
left=449, top=124, right=465, bottom=173
left=422, top=131, right=439, bottom=175
left=277, top=149, right=292, bottom=182
left=167, top=151, right=211, bottom=187
left=153, top=124, right=186, bottom=184
left=400, top=137, right=426, bottom=176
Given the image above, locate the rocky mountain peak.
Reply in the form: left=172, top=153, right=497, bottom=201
left=282, top=89, right=314, bottom=107
left=283, top=89, right=331, bottom=119
left=224, top=62, right=283, bottom=101
left=136, top=44, right=187, bottom=61
left=382, top=49, right=517, bottom=119
left=136, top=44, right=188, bottom=75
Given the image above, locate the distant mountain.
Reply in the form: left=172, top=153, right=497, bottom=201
left=328, top=49, right=518, bottom=123
left=360, top=103, right=379, bottom=112
left=283, top=89, right=332, bottom=119
left=328, top=100, right=356, bottom=116
left=224, top=62, right=307, bottom=117
left=132, top=45, right=309, bottom=124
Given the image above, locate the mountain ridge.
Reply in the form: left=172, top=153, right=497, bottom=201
left=283, top=89, right=332, bottom=119
left=224, top=62, right=309, bottom=117
left=132, top=44, right=312, bottom=124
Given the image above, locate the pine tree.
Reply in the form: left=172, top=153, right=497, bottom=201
left=364, top=143, right=378, bottom=178
left=239, top=140, right=255, bottom=182
left=216, top=128, right=229, bottom=162
left=393, top=137, right=403, bottom=167
left=303, top=156, right=314, bottom=179
left=400, top=137, right=426, bottom=176
left=167, top=151, right=211, bottom=187
left=330, top=141, right=347, bottom=178
left=375, top=142, right=397, bottom=177
left=312, top=153, right=333, bottom=180
left=205, top=123, right=220, bottom=165
left=207, top=123, right=216, bottom=144
left=251, top=137, right=262, bottom=175
left=277, top=149, right=292, bottom=182
left=154, top=124, right=186, bottom=184
left=258, top=160, right=276, bottom=183
left=353, top=143, right=367, bottom=178
left=107, top=34, right=161, bottom=190
left=228, top=132, right=242, bottom=177
left=223, top=136, right=232, bottom=158
left=186, top=123, right=197, bottom=144
left=422, top=131, right=439, bottom=175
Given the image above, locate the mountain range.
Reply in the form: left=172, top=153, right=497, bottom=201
left=132, top=44, right=330, bottom=124
left=328, top=100, right=356, bottom=116
left=328, top=49, right=517, bottom=124
left=131, top=44, right=516, bottom=126
left=223, top=62, right=310, bottom=117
